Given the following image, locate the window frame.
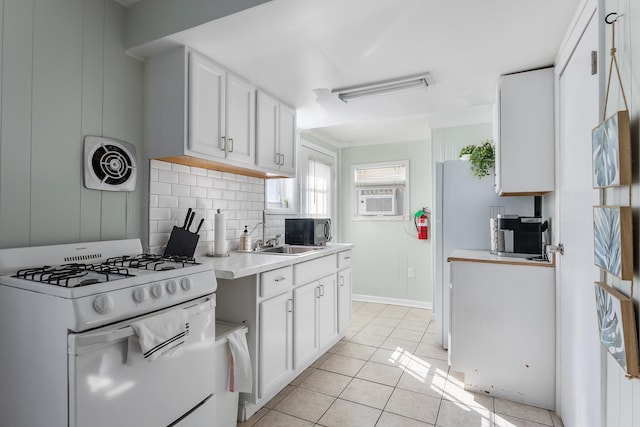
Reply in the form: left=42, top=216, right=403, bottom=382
left=351, top=160, right=410, bottom=221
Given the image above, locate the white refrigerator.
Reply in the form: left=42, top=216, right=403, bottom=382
left=432, top=160, right=533, bottom=349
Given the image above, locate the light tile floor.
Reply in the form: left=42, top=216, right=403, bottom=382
left=238, top=301, right=564, bottom=427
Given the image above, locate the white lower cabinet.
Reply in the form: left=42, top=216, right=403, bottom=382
left=293, top=274, right=337, bottom=369
left=258, top=291, right=293, bottom=398
left=215, top=248, right=352, bottom=422
left=293, top=282, right=318, bottom=368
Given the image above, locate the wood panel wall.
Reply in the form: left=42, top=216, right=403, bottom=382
left=0, top=0, right=144, bottom=248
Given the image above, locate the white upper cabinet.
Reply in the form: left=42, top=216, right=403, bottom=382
left=188, top=51, right=226, bottom=159
left=494, top=67, right=554, bottom=196
left=256, top=90, right=296, bottom=176
left=146, top=46, right=256, bottom=168
left=225, top=73, right=255, bottom=164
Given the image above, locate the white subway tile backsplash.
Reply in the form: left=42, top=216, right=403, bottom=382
left=196, top=198, right=213, bottom=209
left=158, top=169, right=178, bottom=184
left=207, top=188, right=222, bottom=199
left=149, top=162, right=279, bottom=255
left=150, top=181, right=171, bottom=196
left=191, top=166, right=207, bottom=176
left=157, top=220, right=177, bottom=233
left=171, top=163, right=191, bottom=173
left=178, top=173, right=197, bottom=186
left=158, top=195, right=179, bottom=208
left=171, top=184, right=190, bottom=197
left=196, top=176, right=213, bottom=188
left=149, top=207, right=172, bottom=220
left=212, top=179, right=226, bottom=190
left=151, top=159, right=172, bottom=170
left=178, top=196, right=196, bottom=209
left=222, top=190, right=236, bottom=201
left=149, top=232, right=171, bottom=247
left=207, top=169, right=222, bottom=179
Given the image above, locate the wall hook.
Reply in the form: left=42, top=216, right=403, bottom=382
left=605, top=12, right=623, bottom=24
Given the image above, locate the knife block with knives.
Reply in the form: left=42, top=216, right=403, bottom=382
left=164, top=208, right=205, bottom=258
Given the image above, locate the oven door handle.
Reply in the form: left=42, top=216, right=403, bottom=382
left=72, top=297, right=215, bottom=348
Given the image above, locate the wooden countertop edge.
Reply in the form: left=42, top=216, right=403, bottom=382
left=447, top=256, right=555, bottom=268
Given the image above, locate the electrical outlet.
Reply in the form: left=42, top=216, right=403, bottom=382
left=408, top=267, right=415, bottom=278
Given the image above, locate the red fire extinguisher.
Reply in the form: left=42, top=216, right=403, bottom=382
left=414, top=208, right=429, bottom=240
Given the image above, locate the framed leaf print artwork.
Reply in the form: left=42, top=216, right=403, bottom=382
left=593, top=206, right=632, bottom=280
left=594, top=282, right=639, bottom=376
left=592, top=110, right=631, bottom=188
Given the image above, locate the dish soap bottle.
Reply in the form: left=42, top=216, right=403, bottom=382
left=240, top=225, right=251, bottom=251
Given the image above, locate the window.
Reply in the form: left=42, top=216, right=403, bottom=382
left=352, top=161, right=409, bottom=220
left=300, top=143, right=336, bottom=220
left=265, top=178, right=297, bottom=213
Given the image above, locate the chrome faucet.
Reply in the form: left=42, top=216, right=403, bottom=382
left=249, top=211, right=268, bottom=250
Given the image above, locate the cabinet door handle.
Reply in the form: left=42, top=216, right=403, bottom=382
left=220, top=136, right=226, bottom=151
left=287, top=298, right=293, bottom=313
left=343, top=256, right=351, bottom=260
left=228, top=138, right=234, bottom=153
left=279, top=154, right=285, bottom=165
left=320, top=284, right=325, bottom=297
left=339, top=276, right=344, bottom=286
left=274, top=152, right=280, bottom=165
left=274, top=276, right=286, bottom=283
left=315, top=286, right=321, bottom=299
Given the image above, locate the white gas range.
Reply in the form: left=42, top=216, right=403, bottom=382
left=0, top=239, right=218, bottom=427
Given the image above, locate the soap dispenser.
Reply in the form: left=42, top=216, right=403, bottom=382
left=240, top=225, right=251, bottom=251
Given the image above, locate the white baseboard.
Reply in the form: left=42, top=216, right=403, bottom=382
left=353, top=294, right=432, bottom=310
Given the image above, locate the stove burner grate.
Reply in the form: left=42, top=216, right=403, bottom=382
left=14, top=263, right=133, bottom=287
left=105, top=254, right=198, bottom=271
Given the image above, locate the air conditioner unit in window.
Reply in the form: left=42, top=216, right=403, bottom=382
left=357, top=187, right=398, bottom=216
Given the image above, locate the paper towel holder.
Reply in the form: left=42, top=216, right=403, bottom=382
left=208, top=208, right=231, bottom=257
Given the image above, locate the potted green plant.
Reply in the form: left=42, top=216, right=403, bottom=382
left=459, top=144, right=475, bottom=161
left=458, top=140, right=495, bottom=178
left=282, top=197, right=289, bottom=208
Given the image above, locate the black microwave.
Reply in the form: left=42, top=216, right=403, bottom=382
left=285, top=218, right=332, bottom=246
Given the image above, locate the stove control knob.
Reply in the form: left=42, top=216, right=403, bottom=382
left=132, top=287, right=149, bottom=304
left=151, top=283, right=164, bottom=299
left=180, top=278, right=192, bottom=291
left=166, top=280, right=178, bottom=295
left=93, top=294, right=114, bottom=315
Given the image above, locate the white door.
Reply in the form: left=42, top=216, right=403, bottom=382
left=225, top=73, right=255, bottom=164
left=317, top=274, right=337, bottom=348
left=188, top=51, right=226, bottom=159
left=278, top=103, right=297, bottom=175
left=256, top=90, right=280, bottom=172
left=293, top=281, right=318, bottom=369
left=556, top=12, right=601, bottom=427
left=258, top=291, right=292, bottom=398
left=337, top=268, right=352, bottom=333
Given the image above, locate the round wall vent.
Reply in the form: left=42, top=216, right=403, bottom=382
left=84, top=136, right=137, bottom=192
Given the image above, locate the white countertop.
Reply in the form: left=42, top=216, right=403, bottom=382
left=198, top=243, right=354, bottom=279
left=447, top=249, right=555, bottom=268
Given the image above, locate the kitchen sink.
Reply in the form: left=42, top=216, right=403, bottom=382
left=255, top=245, right=324, bottom=255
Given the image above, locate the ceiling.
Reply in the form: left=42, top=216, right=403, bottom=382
left=132, top=0, right=583, bottom=145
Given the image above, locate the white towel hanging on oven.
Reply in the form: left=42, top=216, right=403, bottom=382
left=127, top=309, right=189, bottom=363
left=226, top=329, right=252, bottom=393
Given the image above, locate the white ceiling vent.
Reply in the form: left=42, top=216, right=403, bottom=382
left=84, top=136, right=137, bottom=192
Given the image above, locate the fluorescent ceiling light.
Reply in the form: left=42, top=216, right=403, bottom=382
left=332, top=74, right=430, bottom=103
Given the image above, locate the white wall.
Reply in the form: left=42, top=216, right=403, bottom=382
left=339, top=139, right=431, bottom=307
left=0, top=0, right=144, bottom=249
